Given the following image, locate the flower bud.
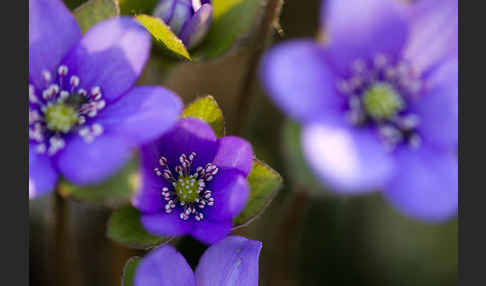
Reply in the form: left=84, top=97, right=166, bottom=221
left=154, top=0, right=213, bottom=49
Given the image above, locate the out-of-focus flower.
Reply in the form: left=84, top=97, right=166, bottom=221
left=153, top=0, right=213, bottom=49
left=29, top=0, right=183, bottom=199
left=135, top=236, right=262, bottom=286
left=260, top=0, right=458, bottom=222
left=132, top=118, right=253, bottom=244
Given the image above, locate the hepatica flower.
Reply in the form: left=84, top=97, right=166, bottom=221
left=135, top=236, right=262, bottom=286
left=132, top=118, right=254, bottom=244
left=154, top=0, right=213, bottom=49
left=261, top=0, right=458, bottom=222
left=29, top=0, right=183, bottom=198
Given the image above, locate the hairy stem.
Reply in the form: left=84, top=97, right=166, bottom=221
left=235, top=0, right=283, bottom=135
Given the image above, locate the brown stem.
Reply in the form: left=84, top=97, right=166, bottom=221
left=53, top=190, right=82, bottom=286
left=268, top=187, right=311, bottom=286
left=235, top=0, right=283, bottom=135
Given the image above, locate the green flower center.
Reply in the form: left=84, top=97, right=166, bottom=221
left=363, top=83, right=404, bottom=120
left=44, top=103, right=78, bottom=133
left=174, top=176, right=200, bottom=203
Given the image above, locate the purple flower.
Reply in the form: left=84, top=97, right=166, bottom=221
left=29, top=0, right=183, bottom=199
left=260, top=0, right=458, bottom=222
left=132, top=118, right=253, bottom=244
left=135, top=236, right=262, bottom=286
left=153, top=0, right=213, bottom=49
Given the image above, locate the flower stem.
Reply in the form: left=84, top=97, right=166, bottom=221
left=235, top=0, right=283, bottom=135
left=53, top=190, right=81, bottom=286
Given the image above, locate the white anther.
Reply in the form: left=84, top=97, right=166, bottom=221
left=60, top=90, right=70, bottom=100
left=58, top=65, right=68, bottom=76
left=70, top=75, right=80, bottom=87
left=374, top=54, right=388, bottom=68
left=42, top=70, right=52, bottom=82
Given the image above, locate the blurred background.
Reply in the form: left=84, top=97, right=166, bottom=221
left=29, top=0, right=458, bottom=285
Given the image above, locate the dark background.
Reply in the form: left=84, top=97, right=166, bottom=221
left=28, top=0, right=458, bottom=285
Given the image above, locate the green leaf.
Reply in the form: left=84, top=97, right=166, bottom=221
left=234, top=159, right=282, bottom=226
left=107, top=206, right=171, bottom=249
left=58, top=158, right=139, bottom=208
left=192, top=0, right=266, bottom=59
left=182, top=95, right=225, bottom=137
left=136, top=14, right=191, bottom=61
left=74, top=0, right=120, bottom=33
left=121, top=257, right=142, bottom=286
left=118, top=0, right=158, bottom=15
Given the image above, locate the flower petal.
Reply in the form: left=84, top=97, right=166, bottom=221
left=411, top=58, right=458, bottom=150
left=141, top=211, right=193, bottom=237
left=260, top=40, right=342, bottom=123
left=212, top=136, right=254, bottom=176
left=148, top=118, right=218, bottom=172
left=29, top=145, right=58, bottom=199
left=62, top=17, right=151, bottom=102
left=29, top=0, right=81, bottom=88
left=191, top=219, right=232, bottom=244
left=404, top=0, right=458, bottom=74
left=383, top=147, right=457, bottom=223
left=168, top=0, right=193, bottom=35
left=55, top=134, right=132, bottom=185
left=204, top=168, right=249, bottom=221
left=95, top=86, right=183, bottom=145
left=195, top=236, right=262, bottom=286
left=322, top=0, right=409, bottom=75
left=135, top=245, right=196, bottom=286
left=153, top=0, right=177, bottom=23
left=301, top=121, right=394, bottom=194
left=180, top=4, right=213, bottom=49
left=132, top=146, right=172, bottom=213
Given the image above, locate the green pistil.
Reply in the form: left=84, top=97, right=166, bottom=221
left=363, top=83, right=404, bottom=120
left=44, top=103, right=78, bottom=133
left=174, top=176, right=199, bottom=203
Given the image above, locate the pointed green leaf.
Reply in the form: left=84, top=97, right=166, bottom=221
left=192, top=0, right=267, bottom=59
left=182, top=95, right=225, bottom=137
left=234, top=159, right=282, bottom=226
left=121, top=257, right=142, bottom=286
left=136, top=14, right=191, bottom=60
left=58, top=158, right=139, bottom=208
left=107, top=206, right=171, bottom=249
left=74, top=0, right=120, bottom=33
left=118, top=0, right=158, bottom=15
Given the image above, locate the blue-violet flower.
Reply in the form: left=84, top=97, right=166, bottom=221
left=29, top=0, right=183, bottom=199
left=153, top=0, right=213, bottom=49
left=132, top=118, right=254, bottom=244
left=135, top=236, right=262, bottom=286
left=260, top=0, right=458, bottom=222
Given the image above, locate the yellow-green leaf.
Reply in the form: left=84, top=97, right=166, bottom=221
left=182, top=95, right=225, bottom=137
left=234, top=159, right=282, bottom=226
left=136, top=14, right=191, bottom=60
left=74, top=0, right=120, bottom=33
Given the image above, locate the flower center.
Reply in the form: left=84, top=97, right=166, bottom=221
left=174, top=176, right=201, bottom=203
left=362, top=83, right=404, bottom=121
left=337, top=55, right=423, bottom=151
left=154, top=152, right=218, bottom=221
left=29, top=65, right=106, bottom=155
left=44, top=102, right=78, bottom=133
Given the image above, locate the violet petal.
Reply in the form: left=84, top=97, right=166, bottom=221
left=195, top=236, right=262, bottom=286
left=29, top=0, right=81, bottom=88
left=62, top=17, right=151, bottom=103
